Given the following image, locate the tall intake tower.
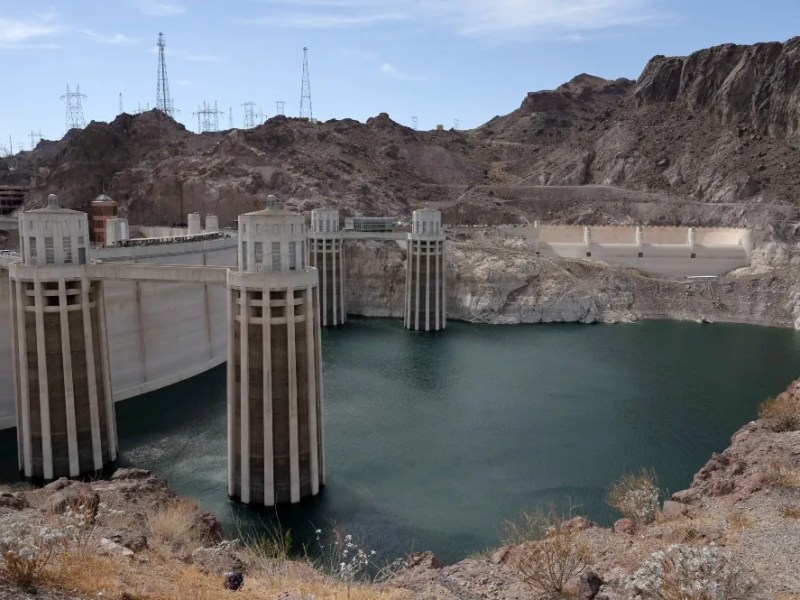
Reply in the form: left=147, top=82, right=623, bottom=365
left=10, top=195, right=116, bottom=479
left=308, top=208, right=345, bottom=326
left=405, top=208, right=446, bottom=331
left=228, top=197, right=324, bottom=506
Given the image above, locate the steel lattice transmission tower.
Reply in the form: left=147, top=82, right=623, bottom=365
left=29, top=131, right=43, bottom=150
left=242, top=102, right=257, bottom=128
left=118, top=93, right=124, bottom=115
left=156, top=32, right=174, bottom=117
left=412, top=116, right=418, bottom=130
left=275, top=100, right=286, bottom=116
left=299, top=47, right=313, bottom=120
left=193, top=101, right=223, bottom=133
left=60, top=84, right=87, bottom=131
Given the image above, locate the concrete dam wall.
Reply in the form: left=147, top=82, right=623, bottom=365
left=0, top=238, right=236, bottom=430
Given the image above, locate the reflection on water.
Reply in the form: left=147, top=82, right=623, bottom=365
left=1, top=318, right=799, bottom=562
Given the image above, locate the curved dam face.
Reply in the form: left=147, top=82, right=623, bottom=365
left=0, top=238, right=236, bottom=430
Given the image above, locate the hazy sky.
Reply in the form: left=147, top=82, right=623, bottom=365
left=0, top=0, right=798, bottom=151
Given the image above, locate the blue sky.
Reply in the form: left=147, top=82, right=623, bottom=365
left=0, top=0, right=798, bottom=152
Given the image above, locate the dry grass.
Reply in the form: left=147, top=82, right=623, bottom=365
left=778, top=503, right=800, bottom=519
left=146, top=499, right=206, bottom=552
left=506, top=510, right=592, bottom=597
left=763, top=463, right=800, bottom=490
left=45, top=549, right=408, bottom=600
left=759, top=394, right=800, bottom=432
left=728, top=511, right=753, bottom=531
left=607, top=469, right=661, bottom=526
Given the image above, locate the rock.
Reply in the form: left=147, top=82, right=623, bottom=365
left=561, top=516, right=596, bottom=533
left=407, top=551, right=443, bottom=570
left=192, top=542, right=245, bottom=575
left=662, top=500, right=689, bottom=519
left=109, top=530, right=149, bottom=553
left=490, top=546, right=511, bottom=564
left=709, top=478, right=735, bottom=496
left=0, top=493, right=28, bottom=510
left=671, top=488, right=699, bottom=504
left=112, top=468, right=152, bottom=480
left=43, top=481, right=100, bottom=516
left=223, top=572, right=244, bottom=591
left=579, top=571, right=604, bottom=600
left=98, top=537, right=134, bottom=559
left=613, top=518, right=635, bottom=535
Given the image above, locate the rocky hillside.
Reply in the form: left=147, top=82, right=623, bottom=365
left=3, top=38, right=800, bottom=231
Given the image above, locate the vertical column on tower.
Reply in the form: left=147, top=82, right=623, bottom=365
left=307, top=208, right=345, bottom=326
left=10, top=194, right=116, bottom=479
left=228, top=196, right=324, bottom=506
left=405, top=208, right=446, bottom=332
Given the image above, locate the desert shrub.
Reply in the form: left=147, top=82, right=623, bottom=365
left=0, top=516, right=64, bottom=588
left=763, top=462, right=800, bottom=490
left=507, top=510, right=592, bottom=596
left=626, top=544, right=756, bottom=600
left=147, top=499, right=203, bottom=550
left=759, top=394, right=800, bottom=432
left=56, top=499, right=102, bottom=555
left=727, top=512, right=752, bottom=531
left=608, top=469, right=661, bottom=525
left=779, top=503, right=800, bottom=519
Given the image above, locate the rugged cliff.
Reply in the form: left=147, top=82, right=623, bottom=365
left=345, top=237, right=800, bottom=329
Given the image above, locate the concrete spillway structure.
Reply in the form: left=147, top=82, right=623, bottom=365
left=228, top=199, right=324, bottom=506
left=9, top=195, right=116, bottom=478
left=308, top=208, right=345, bottom=326
left=405, top=208, right=446, bottom=331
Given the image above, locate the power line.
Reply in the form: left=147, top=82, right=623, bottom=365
left=60, top=84, right=87, bottom=131
left=299, top=47, right=312, bottom=120
left=156, top=32, right=174, bottom=118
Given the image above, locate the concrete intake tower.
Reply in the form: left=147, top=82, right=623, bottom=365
left=227, top=198, right=325, bottom=506
left=405, top=208, right=446, bottom=331
left=9, top=195, right=117, bottom=479
left=308, top=208, right=345, bottom=326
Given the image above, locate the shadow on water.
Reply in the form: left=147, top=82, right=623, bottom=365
left=1, top=317, right=800, bottom=563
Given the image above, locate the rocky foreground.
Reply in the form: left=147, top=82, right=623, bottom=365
left=2, top=382, right=800, bottom=599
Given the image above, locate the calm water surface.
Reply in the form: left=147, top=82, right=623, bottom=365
left=1, top=319, right=799, bottom=562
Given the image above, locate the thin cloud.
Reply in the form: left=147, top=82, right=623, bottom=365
left=379, top=62, right=423, bottom=81
left=0, top=16, right=61, bottom=48
left=79, top=29, right=138, bottom=45
left=244, top=0, right=665, bottom=38
left=134, top=0, right=187, bottom=17
left=244, top=12, right=405, bottom=28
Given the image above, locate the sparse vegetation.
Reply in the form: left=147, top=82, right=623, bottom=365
left=506, top=509, right=592, bottom=597
left=626, top=544, right=756, bottom=600
left=759, top=394, right=800, bottom=432
left=146, top=498, right=206, bottom=551
left=728, top=511, right=752, bottom=531
left=608, top=469, right=661, bottom=525
left=763, top=462, right=800, bottom=490
left=779, top=503, right=800, bottom=519
left=0, top=516, right=64, bottom=589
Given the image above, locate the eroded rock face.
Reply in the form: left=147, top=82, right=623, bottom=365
left=634, top=39, right=800, bottom=141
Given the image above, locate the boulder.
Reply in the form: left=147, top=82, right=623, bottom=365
left=613, top=518, right=635, bottom=535
left=99, top=537, right=135, bottom=559
left=112, top=468, right=152, bottom=480
left=662, top=500, right=689, bottom=519
left=0, top=493, right=28, bottom=511
left=407, top=551, right=443, bottom=570
left=192, top=541, right=246, bottom=575
left=579, top=571, right=604, bottom=600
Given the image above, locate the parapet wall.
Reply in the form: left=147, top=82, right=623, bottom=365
left=448, top=224, right=753, bottom=276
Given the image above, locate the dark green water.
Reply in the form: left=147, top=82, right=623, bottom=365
left=1, top=319, right=799, bottom=562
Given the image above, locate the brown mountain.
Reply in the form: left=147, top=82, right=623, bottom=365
left=4, top=37, right=800, bottom=231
